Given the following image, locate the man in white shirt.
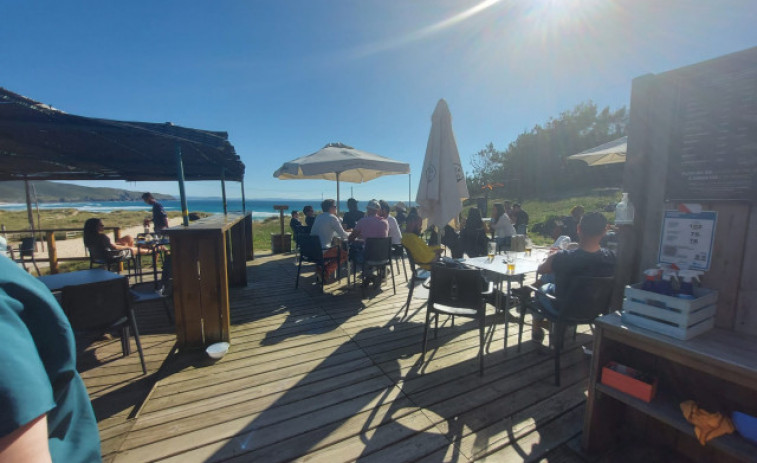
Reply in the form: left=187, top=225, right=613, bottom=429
left=311, top=199, right=349, bottom=248
left=309, top=199, right=349, bottom=282
left=491, top=202, right=516, bottom=250
left=379, top=200, right=402, bottom=245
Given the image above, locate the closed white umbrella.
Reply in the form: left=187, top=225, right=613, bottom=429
left=567, top=136, right=627, bottom=166
left=273, top=142, right=410, bottom=211
left=416, top=99, right=469, bottom=228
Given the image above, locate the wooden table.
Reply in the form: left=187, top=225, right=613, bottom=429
left=38, top=268, right=125, bottom=292
left=583, top=312, right=757, bottom=462
left=164, top=213, right=252, bottom=348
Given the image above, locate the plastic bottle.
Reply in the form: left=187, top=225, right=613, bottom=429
left=678, top=270, right=702, bottom=298
left=615, top=192, right=635, bottom=225
left=655, top=265, right=678, bottom=297
left=642, top=268, right=661, bottom=292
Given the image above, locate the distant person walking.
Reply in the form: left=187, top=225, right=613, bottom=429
left=142, top=192, right=169, bottom=232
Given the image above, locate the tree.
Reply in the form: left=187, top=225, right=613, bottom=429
left=467, top=101, right=628, bottom=199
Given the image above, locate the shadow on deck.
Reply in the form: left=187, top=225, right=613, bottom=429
left=86, top=252, right=603, bottom=462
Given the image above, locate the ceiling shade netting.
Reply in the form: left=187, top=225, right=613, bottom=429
left=0, top=87, right=244, bottom=182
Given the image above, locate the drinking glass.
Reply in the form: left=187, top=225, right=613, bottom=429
left=505, top=252, right=515, bottom=274
left=487, top=241, right=497, bottom=260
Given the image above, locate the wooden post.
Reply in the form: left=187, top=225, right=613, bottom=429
left=47, top=232, right=58, bottom=274
left=273, top=205, right=288, bottom=237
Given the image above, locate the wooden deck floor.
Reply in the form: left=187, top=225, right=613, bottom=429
left=83, top=252, right=600, bottom=462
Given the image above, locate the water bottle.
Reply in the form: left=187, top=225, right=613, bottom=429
left=615, top=193, right=635, bottom=225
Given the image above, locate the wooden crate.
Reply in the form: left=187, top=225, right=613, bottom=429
left=621, top=283, right=718, bottom=340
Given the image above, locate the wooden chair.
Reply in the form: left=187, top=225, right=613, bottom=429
left=516, top=275, right=615, bottom=385
left=62, top=277, right=147, bottom=375
left=422, top=265, right=493, bottom=375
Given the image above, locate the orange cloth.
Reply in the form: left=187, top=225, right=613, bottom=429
left=680, top=400, right=735, bottom=445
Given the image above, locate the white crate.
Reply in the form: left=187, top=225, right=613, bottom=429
left=621, top=283, right=718, bottom=340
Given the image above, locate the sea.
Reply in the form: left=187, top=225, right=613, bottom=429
left=0, top=198, right=415, bottom=221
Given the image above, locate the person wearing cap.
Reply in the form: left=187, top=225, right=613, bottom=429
left=310, top=199, right=349, bottom=283
left=349, top=199, right=389, bottom=241
left=342, top=198, right=364, bottom=230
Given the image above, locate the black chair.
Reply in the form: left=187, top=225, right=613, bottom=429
left=422, top=265, right=493, bottom=375
left=516, top=275, right=614, bottom=386
left=360, top=237, right=395, bottom=295
left=130, top=254, right=174, bottom=325
left=391, top=244, right=408, bottom=282
left=62, top=277, right=147, bottom=375
left=295, top=235, right=340, bottom=292
left=401, top=244, right=431, bottom=318
left=88, top=245, right=140, bottom=282
left=18, top=236, right=40, bottom=275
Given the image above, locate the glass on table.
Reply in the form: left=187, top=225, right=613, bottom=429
left=487, top=241, right=497, bottom=261
left=505, top=251, right=515, bottom=274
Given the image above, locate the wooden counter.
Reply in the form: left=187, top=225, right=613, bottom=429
left=164, top=212, right=252, bottom=348
left=582, top=312, right=757, bottom=462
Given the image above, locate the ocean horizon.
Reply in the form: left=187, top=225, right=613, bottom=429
left=0, top=198, right=416, bottom=221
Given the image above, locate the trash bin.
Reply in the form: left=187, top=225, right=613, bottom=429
left=271, top=233, right=292, bottom=253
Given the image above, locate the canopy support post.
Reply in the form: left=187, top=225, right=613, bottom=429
left=221, top=168, right=228, bottom=215
left=175, top=143, right=189, bottom=226
left=408, top=173, right=411, bottom=208
left=241, top=181, right=246, bottom=213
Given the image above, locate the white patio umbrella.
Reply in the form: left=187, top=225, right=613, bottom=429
left=567, top=136, right=627, bottom=166
left=273, top=142, right=410, bottom=212
left=416, top=99, right=469, bottom=229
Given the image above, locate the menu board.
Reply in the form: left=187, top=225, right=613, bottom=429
left=658, top=211, right=717, bottom=271
left=666, top=59, right=757, bottom=201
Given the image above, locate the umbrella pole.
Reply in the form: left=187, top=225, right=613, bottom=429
left=336, top=172, right=340, bottom=214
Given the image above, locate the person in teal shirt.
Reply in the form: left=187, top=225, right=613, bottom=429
left=0, top=255, right=101, bottom=462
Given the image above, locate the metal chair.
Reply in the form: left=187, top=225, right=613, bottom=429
left=360, top=237, right=395, bottom=295
left=422, top=265, right=493, bottom=375
left=516, top=275, right=614, bottom=386
left=391, top=244, right=408, bottom=282
left=17, top=236, right=40, bottom=275
left=62, top=276, right=147, bottom=375
left=295, top=235, right=340, bottom=292
left=88, top=245, right=140, bottom=282
left=130, top=254, right=174, bottom=325
left=401, top=244, right=431, bottom=318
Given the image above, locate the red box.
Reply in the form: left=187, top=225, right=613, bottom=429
left=601, top=362, right=658, bottom=403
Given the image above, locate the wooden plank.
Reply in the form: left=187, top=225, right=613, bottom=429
left=736, top=203, right=757, bottom=335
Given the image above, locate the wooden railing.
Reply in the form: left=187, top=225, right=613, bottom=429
left=3, top=227, right=122, bottom=274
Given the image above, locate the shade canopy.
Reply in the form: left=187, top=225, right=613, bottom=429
left=0, top=87, right=245, bottom=182
left=416, top=99, right=469, bottom=228
left=273, top=142, right=410, bottom=210
left=567, top=136, right=627, bottom=166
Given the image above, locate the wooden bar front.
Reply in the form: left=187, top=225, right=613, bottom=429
left=164, top=212, right=252, bottom=348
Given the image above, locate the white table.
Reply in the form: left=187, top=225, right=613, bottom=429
left=463, top=251, right=548, bottom=345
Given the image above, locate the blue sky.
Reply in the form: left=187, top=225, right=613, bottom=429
left=2, top=0, right=754, bottom=202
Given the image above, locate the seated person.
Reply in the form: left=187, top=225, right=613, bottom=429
left=562, top=205, right=584, bottom=242
left=302, top=205, right=316, bottom=228
left=512, top=203, right=529, bottom=235
left=82, top=218, right=148, bottom=260
left=394, top=206, right=407, bottom=230
left=491, top=203, right=515, bottom=250
left=529, top=212, right=616, bottom=343
left=379, top=200, right=402, bottom=245
left=342, top=198, right=364, bottom=230
left=310, top=199, right=349, bottom=282
left=290, top=210, right=304, bottom=243
left=401, top=213, right=443, bottom=271
left=459, top=207, right=488, bottom=258
left=348, top=199, right=389, bottom=266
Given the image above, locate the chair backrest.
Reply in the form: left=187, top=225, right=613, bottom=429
left=428, top=265, right=485, bottom=311
left=364, top=237, right=391, bottom=265
left=299, top=235, right=325, bottom=261
left=19, top=237, right=35, bottom=257
left=62, top=277, right=131, bottom=331
left=557, top=275, right=615, bottom=323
